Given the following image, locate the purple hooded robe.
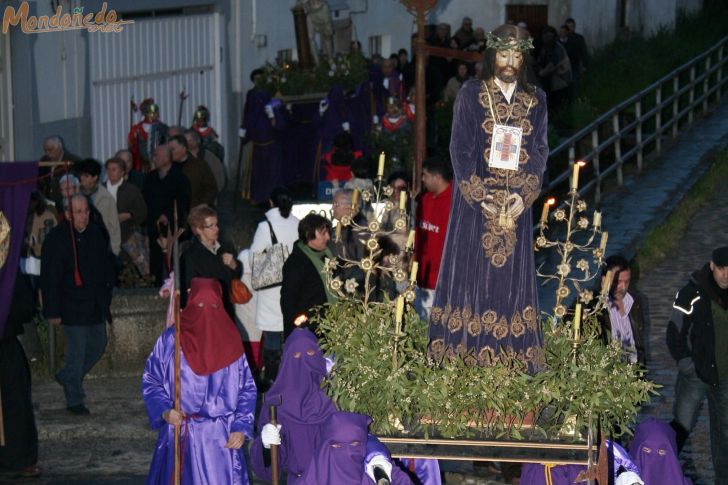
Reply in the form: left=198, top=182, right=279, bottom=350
left=300, top=412, right=413, bottom=485
left=250, top=329, right=338, bottom=484
left=243, top=88, right=284, bottom=203
left=630, top=418, right=692, bottom=485
left=141, top=327, right=257, bottom=485
left=428, top=78, right=549, bottom=372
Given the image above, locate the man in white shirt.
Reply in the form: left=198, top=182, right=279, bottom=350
left=599, top=255, right=647, bottom=366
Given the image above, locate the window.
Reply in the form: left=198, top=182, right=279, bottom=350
left=369, top=35, right=382, bottom=57
left=277, top=49, right=293, bottom=66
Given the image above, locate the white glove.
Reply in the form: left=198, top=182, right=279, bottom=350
left=383, top=78, right=390, bottom=90
left=261, top=423, right=282, bottom=449
left=372, top=115, right=380, bottom=124
left=264, top=105, right=275, bottom=119
left=615, top=471, right=644, bottom=485
left=238, top=127, right=246, bottom=139
left=325, top=355, right=336, bottom=375
left=341, top=121, right=351, bottom=132
left=286, top=103, right=292, bottom=113
left=365, top=455, right=392, bottom=483
left=319, top=99, right=329, bottom=115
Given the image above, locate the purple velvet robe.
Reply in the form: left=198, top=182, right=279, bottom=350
left=346, top=82, right=373, bottom=155
left=630, top=418, right=692, bottom=485
left=142, top=328, right=257, bottom=485
left=281, top=102, right=322, bottom=187
left=428, top=79, right=549, bottom=372
left=520, top=463, right=587, bottom=484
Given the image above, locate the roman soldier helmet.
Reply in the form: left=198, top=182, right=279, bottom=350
left=193, top=105, right=210, bottom=124
left=140, top=98, right=159, bottom=115
left=385, top=95, right=401, bottom=108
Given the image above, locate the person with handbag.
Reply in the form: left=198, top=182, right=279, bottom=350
left=180, top=204, right=242, bottom=331
left=104, top=156, right=148, bottom=276
left=249, top=187, right=299, bottom=388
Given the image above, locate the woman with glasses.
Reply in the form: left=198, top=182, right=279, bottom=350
left=180, top=204, right=241, bottom=324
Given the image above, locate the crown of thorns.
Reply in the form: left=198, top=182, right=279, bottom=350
left=486, top=32, right=534, bottom=51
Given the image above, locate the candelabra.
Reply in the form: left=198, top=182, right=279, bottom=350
left=535, top=162, right=614, bottom=354
left=324, top=152, right=418, bottom=368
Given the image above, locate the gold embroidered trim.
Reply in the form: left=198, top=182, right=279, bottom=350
left=429, top=336, right=545, bottom=369
left=431, top=305, right=538, bottom=337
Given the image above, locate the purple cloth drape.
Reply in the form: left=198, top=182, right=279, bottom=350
left=0, top=162, right=37, bottom=337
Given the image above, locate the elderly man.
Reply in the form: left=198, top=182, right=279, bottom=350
left=142, top=145, right=191, bottom=285
left=168, top=134, right=217, bottom=208
left=427, top=24, right=549, bottom=371
left=39, top=135, right=83, bottom=208
left=184, top=129, right=226, bottom=194
left=668, top=246, right=728, bottom=483
left=41, top=194, right=115, bottom=414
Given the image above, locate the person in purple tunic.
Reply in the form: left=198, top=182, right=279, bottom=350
left=241, top=70, right=284, bottom=204
left=630, top=418, right=693, bottom=485
left=300, top=411, right=413, bottom=485
left=250, top=328, right=337, bottom=484
left=251, top=328, right=420, bottom=484
left=142, top=277, right=257, bottom=485
left=428, top=24, right=549, bottom=372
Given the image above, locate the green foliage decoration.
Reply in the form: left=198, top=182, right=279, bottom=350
left=315, top=299, right=658, bottom=440
left=258, top=53, right=369, bottom=97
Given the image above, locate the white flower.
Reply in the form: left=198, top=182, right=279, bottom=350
left=328, top=70, right=335, bottom=77
left=345, top=278, right=359, bottom=294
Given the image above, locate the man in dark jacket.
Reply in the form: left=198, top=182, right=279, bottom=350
left=142, top=145, right=191, bottom=285
left=41, top=195, right=115, bottom=415
left=667, top=246, right=728, bottom=483
left=280, top=214, right=334, bottom=339
left=597, top=255, right=648, bottom=366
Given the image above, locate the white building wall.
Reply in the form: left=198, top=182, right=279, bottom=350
left=31, top=1, right=87, bottom=124
left=569, top=0, right=620, bottom=50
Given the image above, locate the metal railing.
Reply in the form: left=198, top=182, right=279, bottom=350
left=542, top=35, right=728, bottom=204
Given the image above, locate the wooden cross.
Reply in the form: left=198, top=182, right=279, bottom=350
left=399, top=0, right=483, bottom=193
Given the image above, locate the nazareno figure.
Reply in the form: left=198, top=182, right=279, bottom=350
left=428, top=24, right=549, bottom=372
left=142, top=277, right=257, bottom=485
left=128, top=98, right=169, bottom=173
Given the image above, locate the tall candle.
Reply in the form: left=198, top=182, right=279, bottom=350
left=335, top=223, right=341, bottom=241
left=400, top=190, right=407, bottom=210
left=395, top=295, right=404, bottom=324
left=377, top=152, right=385, bottom=178
left=573, top=303, right=582, bottom=340
left=571, top=161, right=584, bottom=190
left=410, top=261, right=419, bottom=282
left=540, top=200, right=550, bottom=223
left=600, top=231, right=608, bottom=251
left=351, top=188, right=359, bottom=209
left=406, top=229, right=415, bottom=249
left=593, top=211, right=602, bottom=228
left=601, top=269, right=614, bottom=296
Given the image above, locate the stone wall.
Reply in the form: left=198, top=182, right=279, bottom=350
left=95, top=288, right=167, bottom=375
